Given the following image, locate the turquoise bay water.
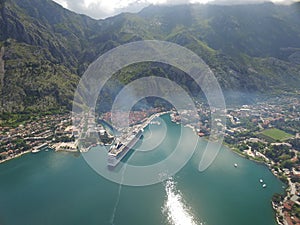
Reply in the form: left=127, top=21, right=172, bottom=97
left=0, top=115, right=285, bottom=225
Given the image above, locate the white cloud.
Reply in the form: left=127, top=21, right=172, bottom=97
left=52, top=0, right=297, bottom=19
left=53, top=0, right=68, bottom=8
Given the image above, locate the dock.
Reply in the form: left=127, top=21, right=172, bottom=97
left=107, top=112, right=167, bottom=167
left=32, top=143, right=48, bottom=153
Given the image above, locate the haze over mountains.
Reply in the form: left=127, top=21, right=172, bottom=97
left=0, top=0, right=299, bottom=113
left=52, top=0, right=298, bottom=19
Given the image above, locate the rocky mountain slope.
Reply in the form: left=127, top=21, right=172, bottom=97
left=0, top=0, right=299, bottom=113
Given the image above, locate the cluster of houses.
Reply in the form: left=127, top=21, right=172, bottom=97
left=100, top=107, right=165, bottom=128
left=225, top=96, right=300, bottom=225
left=0, top=114, right=76, bottom=161
left=167, top=96, right=300, bottom=225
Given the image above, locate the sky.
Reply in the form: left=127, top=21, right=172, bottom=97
left=52, top=0, right=297, bottom=19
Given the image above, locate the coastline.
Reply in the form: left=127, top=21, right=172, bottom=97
left=0, top=149, right=32, bottom=164
left=227, top=145, right=289, bottom=225
left=171, top=114, right=290, bottom=225
left=176, top=118, right=292, bottom=225
left=0, top=112, right=291, bottom=225
left=181, top=121, right=290, bottom=225
left=0, top=111, right=169, bottom=164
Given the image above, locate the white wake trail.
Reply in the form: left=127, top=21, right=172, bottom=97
left=110, top=180, right=123, bottom=225
left=110, top=165, right=127, bottom=225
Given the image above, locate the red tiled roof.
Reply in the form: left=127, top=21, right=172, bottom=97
left=284, top=212, right=294, bottom=225
left=284, top=201, right=295, bottom=211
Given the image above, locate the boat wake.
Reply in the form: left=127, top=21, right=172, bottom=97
left=110, top=181, right=122, bottom=225
left=162, top=178, right=202, bottom=225
left=110, top=166, right=127, bottom=225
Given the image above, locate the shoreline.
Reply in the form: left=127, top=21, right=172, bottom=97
left=180, top=121, right=290, bottom=225
left=229, top=146, right=289, bottom=225
left=80, top=111, right=171, bottom=153
left=0, top=149, right=32, bottom=164
left=0, top=112, right=291, bottom=225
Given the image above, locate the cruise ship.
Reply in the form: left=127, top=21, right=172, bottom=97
left=108, top=129, right=143, bottom=167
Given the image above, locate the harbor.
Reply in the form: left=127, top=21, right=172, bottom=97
left=107, top=111, right=168, bottom=167
left=1, top=101, right=298, bottom=225
left=0, top=114, right=285, bottom=225
left=108, top=129, right=143, bottom=167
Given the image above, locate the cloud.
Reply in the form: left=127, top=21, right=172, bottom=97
left=53, top=0, right=111, bottom=18
left=52, top=0, right=297, bottom=19
left=53, top=0, right=152, bottom=18
left=209, top=0, right=296, bottom=5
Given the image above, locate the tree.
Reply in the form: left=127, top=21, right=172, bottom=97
left=272, top=193, right=283, bottom=204
left=290, top=138, right=300, bottom=151
left=282, top=160, right=293, bottom=170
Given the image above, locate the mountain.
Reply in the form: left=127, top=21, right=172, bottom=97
left=0, top=0, right=300, bottom=115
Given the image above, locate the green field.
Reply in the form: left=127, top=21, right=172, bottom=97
left=258, top=128, right=293, bottom=142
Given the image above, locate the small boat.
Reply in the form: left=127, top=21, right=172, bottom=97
left=263, top=184, right=267, bottom=188
left=31, top=149, right=40, bottom=153
left=260, top=179, right=263, bottom=183
left=234, top=163, right=238, bottom=168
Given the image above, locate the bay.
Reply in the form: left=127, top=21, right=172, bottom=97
left=0, top=115, right=285, bottom=225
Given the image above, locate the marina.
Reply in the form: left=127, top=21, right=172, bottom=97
left=31, top=143, right=49, bottom=153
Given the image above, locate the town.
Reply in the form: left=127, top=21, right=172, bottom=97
left=0, top=95, right=300, bottom=225
left=170, top=95, right=300, bottom=225
left=0, top=113, right=75, bottom=161
left=223, top=96, right=300, bottom=225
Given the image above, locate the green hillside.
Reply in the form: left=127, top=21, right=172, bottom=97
left=0, top=0, right=300, bottom=114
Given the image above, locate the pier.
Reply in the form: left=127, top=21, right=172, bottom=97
left=107, top=112, right=168, bottom=167
left=32, top=143, right=49, bottom=153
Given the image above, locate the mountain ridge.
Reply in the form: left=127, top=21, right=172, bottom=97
left=0, top=0, right=300, bottom=114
